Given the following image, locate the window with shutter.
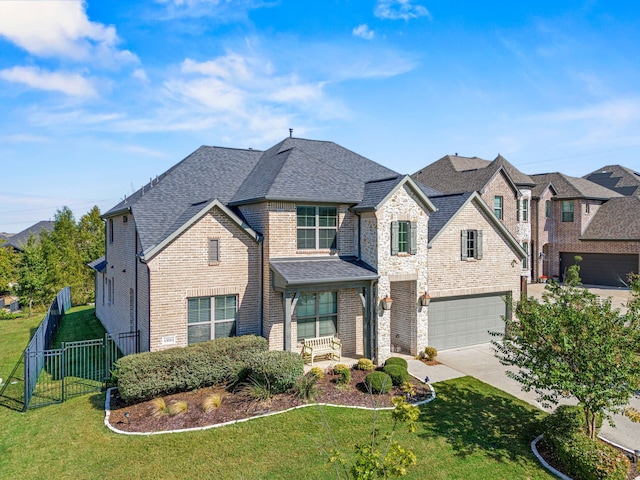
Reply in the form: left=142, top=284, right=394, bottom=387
left=208, top=238, right=219, bottom=264
left=391, top=221, right=417, bottom=255
left=391, top=221, right=399, bottom=256
left=461, top=229, right=482, bottom=260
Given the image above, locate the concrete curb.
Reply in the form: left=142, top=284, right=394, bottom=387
left=530, top=435, right=573, bottom=480
left=104, top=382, right=436, bottom=436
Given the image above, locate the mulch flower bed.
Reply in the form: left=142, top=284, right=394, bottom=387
left=107, top=368, right=432, bottom=434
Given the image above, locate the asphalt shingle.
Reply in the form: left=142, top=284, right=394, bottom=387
left=580, top=196, right=640, bottom=240
left=270, top=256, right=377, bottom=286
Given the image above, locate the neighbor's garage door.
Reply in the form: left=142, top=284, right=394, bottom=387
left=428, top=293, right=508, bottom=351
left=560, top=253, right=638, bottom=287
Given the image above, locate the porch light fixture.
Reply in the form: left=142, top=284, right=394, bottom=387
left=381, top=296, right=393, bottom=310
left=419, top=292, right=431, bottom=307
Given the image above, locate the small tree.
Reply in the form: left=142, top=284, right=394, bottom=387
left=0, top=239, right=18, bottom=292
left=493, top=263, right=640, bottom=439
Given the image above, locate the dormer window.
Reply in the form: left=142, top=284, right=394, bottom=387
left=297, top=206, right=337, bottom=250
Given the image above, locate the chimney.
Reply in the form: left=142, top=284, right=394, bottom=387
left=289, top=128, right=293, bottom=138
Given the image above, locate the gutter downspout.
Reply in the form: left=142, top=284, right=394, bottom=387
left=259, top=235, right=264, bottom=338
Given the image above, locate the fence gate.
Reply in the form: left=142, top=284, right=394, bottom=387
left=23, top=332, right=138, bottom=410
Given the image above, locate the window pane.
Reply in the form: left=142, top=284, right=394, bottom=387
left=214, top=321, right=236, bottom=338
left=397, top=222, right=408, bottom=253
left=214, top=295, right=236, bottom=321
left=545, top=200, right=550, bottom=217
left=466, top=230, right=476, bottom=258
left=297, top=293, right=316, bottom=317
left=318, top=292, right=337, bottom=315
left=188, top=324, right=211, bottom=344
left=297, top=317, right=316, bottom=340
left=296, top=206, right=315, bottom=227
left=297, top=229, right=316, bottom=249
left=318, top=207, right=337, bottom=227
left=188, top=298, right=210, bottom=324
left=318, top=229, right=337, bottom=249
left=319, top=315, right=337, bottom=336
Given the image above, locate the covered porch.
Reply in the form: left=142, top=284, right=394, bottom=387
left=270, top=256, right=378, bottom=361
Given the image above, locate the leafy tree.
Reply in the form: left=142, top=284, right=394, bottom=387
left=329, top=396, right=419, bottom=479
left=77, top=206, right=105, bottom=266
left=0, top=239, right=18, bottom=292
left=15, top=235, right=50, bottom=314
left=493, top=263, right=640, bottom=439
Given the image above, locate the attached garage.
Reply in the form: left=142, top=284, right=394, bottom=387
left=428, top=293, right=509, bottom=351
left=560, top=252, right=638, bottom=287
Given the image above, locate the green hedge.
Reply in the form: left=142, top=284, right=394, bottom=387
left=384, top=357, right=408, bottom=369
left=113, top=335, right=268, bottom=404
left=241, top=350, right=304, bottom=394
left=365, top=371, right=392, bottom=394
left=542, top=406, right=629, bottom=480
left=382, top=364, right=410, bottom=386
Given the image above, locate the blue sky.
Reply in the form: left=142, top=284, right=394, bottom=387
left=1, top=0, right=639, bottom=233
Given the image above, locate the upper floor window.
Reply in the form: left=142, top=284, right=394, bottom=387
left=297, top=206, right=337, bottom=250
left=208, top=238, right=220, bottom=264
left=522, top=242, right=528, bottom=269
left=561, top=201, right=574, bottom=222
left=494, top=196, right=503, bottom=220
left=391, top=221, right=417, bottom=255
left=521, top=199, right=529, bottom=222
left=545, top=200, right=551, bottom=218
left=187, top=295, right=237, bottom=345
left=108, top=218, right=114, bottom=243
left=461, top=229, right=483, bottom=260
left=585, top=202, right=590, bottom=214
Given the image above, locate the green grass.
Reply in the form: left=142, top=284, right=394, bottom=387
left=0, top=311, right=555, bottom=479
left=51, top=305, right=107, bottom=347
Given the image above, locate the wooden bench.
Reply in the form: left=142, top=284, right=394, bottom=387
left=302, top=336, right=341, bottom=366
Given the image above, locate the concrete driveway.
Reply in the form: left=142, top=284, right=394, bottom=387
left=408, top=283, right=640, bottom=451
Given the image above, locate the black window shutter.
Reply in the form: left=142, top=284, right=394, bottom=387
left=476, top=230, right=483, bottom=259
left=209, top=238, right=219, bottom=263
left=460, top=230, right=468, bottom=260
left=409, top=221, right=417, bottom=255
left=391, top=221, right=399, bottom=256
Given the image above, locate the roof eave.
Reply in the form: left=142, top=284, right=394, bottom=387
left=101, top=206, right=132, bottom=219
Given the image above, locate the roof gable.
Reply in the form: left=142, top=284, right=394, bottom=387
left=531, top=172, right=622, bottom=200
left=352, top=175, right=437, bottom=213
left=427, top=191, right=525, bottom=258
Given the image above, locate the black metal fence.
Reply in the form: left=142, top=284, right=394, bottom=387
left=0, top=287, right=139, bottom=411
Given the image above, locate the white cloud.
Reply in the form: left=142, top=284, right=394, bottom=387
left=374, top=0, right=431, bottom=21
left=0, top=0, right=137, bottom=65
left=132, top=69, right=150, bottom=82
left=353, top=24, right=375, bottom=40
left=0, top=66, right=97, bottom=97
left=540, top=98, right=640, bottom=124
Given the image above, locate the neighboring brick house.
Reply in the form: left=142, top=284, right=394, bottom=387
left=93, top=137, right=525, bottom=359
left=584, top=165, right=640, bottom=197
left=412, top=154, right=535, bottom=281
left=530, top=172, right=639, bottom=286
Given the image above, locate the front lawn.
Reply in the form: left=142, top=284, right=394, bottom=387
left=0, top=309, right=554, bottom=479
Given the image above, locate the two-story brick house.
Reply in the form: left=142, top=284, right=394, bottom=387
left=93, top=137, right=525, bottom=359
left=412, top=154, right=535, bottom=281
left=530, top=172, right=639, bottom=286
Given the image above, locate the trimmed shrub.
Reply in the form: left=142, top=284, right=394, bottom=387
left=365, top=371, right=392, bottom=394
left=382, top=364, right=410, bottom=386
left=241, top=350, right=304, bottom=394
left=333, top=363, right=351, bottom=385
left=355, top=358, right=376, bottom=371
left=308, top=366, right=325, bottom=379
left=114, top=335, right=268, bottom=404
left=423, top=346, right=438, bottom=361
left=384, top=357, right=408, bottom=369
left=543, top=405, right=629, bottom=480
left=292, top=374, right=319, bottom=401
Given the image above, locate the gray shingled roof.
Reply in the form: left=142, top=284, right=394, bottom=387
left=352, top=176, right=405, bottom=211
left=87, top=256, right=107, bottom=272
left=427, top=192, right=474, bottom=243
left=412, top=154, right=528, bottom=194
left=580, top=196, right=640, bottom=240
left=530, top=172, right=622, bottom=200
left=6, top=221, right=55, bottom=250
left=584, top=165, right=640, bottom=196
left=103, top=138, right=401, bottom=256
left=270, top=256, right=378, bottom=287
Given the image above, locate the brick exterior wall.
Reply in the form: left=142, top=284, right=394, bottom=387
left=390, top=280, right=416, bottom=354
left=531, top=187, right=555, bottom=280
left=145, top=207, right=261, bottom=351
left=479, top=173, right=532, bottom=281
left=96, top=213, right=140, bottom=353
left=427, top=198, right=521, bottom=331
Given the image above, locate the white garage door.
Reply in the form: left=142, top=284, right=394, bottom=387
left=429, top=293, right=509, bottom=350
